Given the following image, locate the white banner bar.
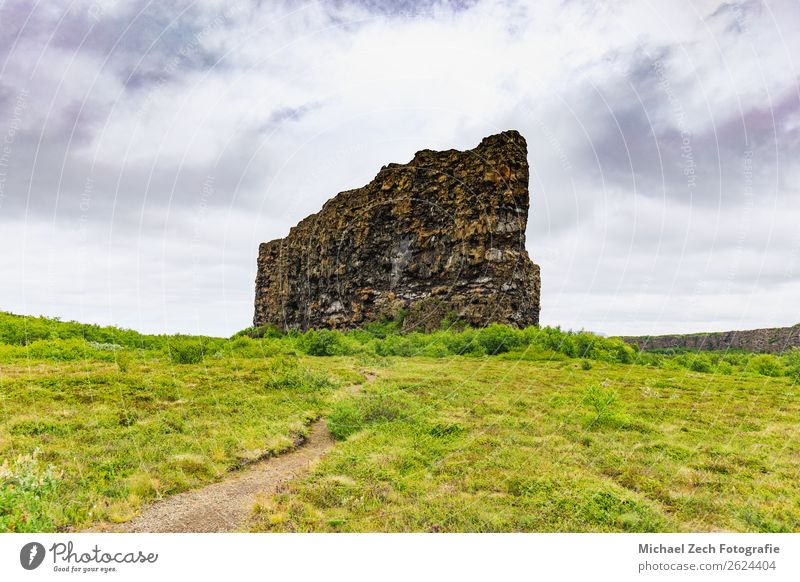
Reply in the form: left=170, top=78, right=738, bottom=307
left=1, top=533, right=797, bottom=581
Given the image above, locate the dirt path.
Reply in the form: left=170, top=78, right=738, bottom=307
left=95, top=374, right=375, bottom=533
left=111, top=419, right=333, bottom=533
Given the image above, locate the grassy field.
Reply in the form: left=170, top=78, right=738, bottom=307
left=253, top=357, right=799, bottom=532
left=0, top=314, right=368, bottom=531
left=1, top=312, right=798, bottom=532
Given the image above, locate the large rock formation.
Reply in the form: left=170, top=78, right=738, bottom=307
left=254, top=130, right=540, bottom=331
left=620, top=325, right=800, bottom=354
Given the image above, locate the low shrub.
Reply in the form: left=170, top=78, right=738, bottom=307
left=116, top=350, right=134, bottom=373
left=498, top=347, right=568, bottom=362
left=633, top=351, right=662, bottom=367
left=373, top=334, right=418, bottom=357
left=688, top=354, right=713, bottom=373
left=476, top=324, right=523, bottom=355
left=298, top=329, right=356, bottom=356
left=608, top=340, right=635, bottom=364
left=359, top=320, right=403, bottom=339
left=167, top=338, right=205, bottom=364
left=170, top=454, right=216, bottom=478
left=263, top=356, right=334, bottom=391
left=749, top=355, right=782, bottom=377
left=0, top=450, right=61, bottom=532
left=328, top=389, right=419, bottom=440
left=441, top=328, right=484, bottom=356
left=785, top=349, right=800, bottom=382
left=582, top=385, right=618, bottom=429
left=0, top=311, right=147, bottom=348
left=225, top=336, right=285, bottom=359
left=715, top=360, right=734, bottom=375
left=236, top=325, right=285, bottom=339
left=26, top=338, right=93, bottom=361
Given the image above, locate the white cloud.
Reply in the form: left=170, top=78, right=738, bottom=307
left=0, top=0, right=798, bottom=335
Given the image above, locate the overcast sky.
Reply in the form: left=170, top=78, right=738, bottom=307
left=0, top=0, right=798, bottom=337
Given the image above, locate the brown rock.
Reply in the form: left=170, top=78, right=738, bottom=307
left=254, top=130, right=541, bottom=331
left=620, top=325, right=800, bottom=354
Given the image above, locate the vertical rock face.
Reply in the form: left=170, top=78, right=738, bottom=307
left=254, top=130, right=541, bottom=331
left=620, top=325, right=800, bottom=354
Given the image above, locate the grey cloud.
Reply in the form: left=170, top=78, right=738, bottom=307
left=1, top=0, right=798, bottom=335
left=708, top=0, right=764, bottom=35
left=0, top=137, right=274, bottom=228
left=335, top=0, right=479, bottom=18
left=553, top=44, right=799, bottom=212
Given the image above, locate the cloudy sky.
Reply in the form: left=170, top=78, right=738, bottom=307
left=0, top=0, right=798, bottom=337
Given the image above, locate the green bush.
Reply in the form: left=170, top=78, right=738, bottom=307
left=9, top=420, right=73, bottom=437
left=476, top=324, right=523, bottom=355
left=749, top=355, right=782, bottom=377
left=298, top=329, right=355, bottom=356
left=0, top=311, right=148, bottom=348
left=225, top=336, right=285, bottom=359
left=633, top=351, right=662, bottom=367
left=441, top=328, right=484, bottom=356
left=264, top=356, right=302, bottom=389
left=688, top=354, right=713, bottom=373
left=27, top=338, right=95, bottom=361
left=359, top=319, right=402, bottom=339
left=715, top=360, right=734, bottom=375
left=559, top=335, right=579, bottom=358
left=531, top=326, right=567, bottom=351
left=328, top=389, right=418, bottom=440
left=0, top=450, right=60, bottom=532
left=263, top=356, right=333, bottom=391
left=167, top=338, right=205, bottom=364
left=573, top=332, right=597, bottom=358
left=785, top=349, right=800, bottom=382
left=608, top=340, right=635, bottom=364
left=497, top=347, right=568, bottom=362
left=238, top=325, right=285, bottom=339
left=373, top=334, right=418, bottom=357
left=417, top=341, right=451, bottom=357
left=13, top=311, right=795, bottom=378
left=582, top=385, right=618, bottom=429
left=116, top=350, right=134, bottom=372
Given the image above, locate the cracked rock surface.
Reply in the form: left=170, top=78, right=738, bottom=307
left=254, top=130, right=541, bottom=331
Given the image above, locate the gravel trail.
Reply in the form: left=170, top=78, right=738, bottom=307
left=111, top=419, right=335, bottom=533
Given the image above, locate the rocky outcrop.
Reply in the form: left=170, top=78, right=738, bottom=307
left=254, top=130, right=540, bottom=331
left=620, top=325, right=800, bottom=354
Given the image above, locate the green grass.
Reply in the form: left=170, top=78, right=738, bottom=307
left=1, top=311, right=799, bottom=532
left=0, top=355, right=355, bottom=530
left=252, top=358, right=800, bottom=532
left=0, top=319, right=364, bottom=530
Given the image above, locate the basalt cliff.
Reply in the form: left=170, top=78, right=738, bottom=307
left=621, top=325, right=800, bottom=354
left=254, top=130, right=540, bottom=331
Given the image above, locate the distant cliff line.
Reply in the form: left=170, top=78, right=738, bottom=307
left=620, top=325, right=800, bottom=354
